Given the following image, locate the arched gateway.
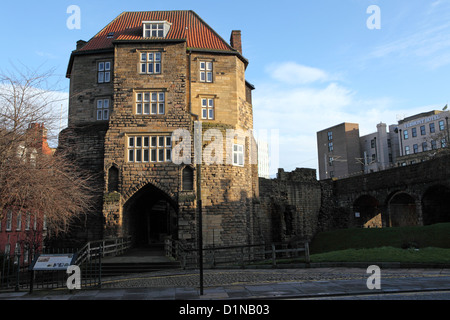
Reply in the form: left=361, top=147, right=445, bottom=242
left=123, top=184, right=178, bottom=247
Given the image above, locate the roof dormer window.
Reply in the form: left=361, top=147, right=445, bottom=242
left=143, top=21, right=171, bottom=38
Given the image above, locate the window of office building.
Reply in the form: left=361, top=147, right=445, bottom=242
left=420, top=125, right=426, bottom=135
left=430, top=123, right=436, bottom=133
left=431, top=140, right=437, bottom=150
left=328, top=142, right=333, bottom=152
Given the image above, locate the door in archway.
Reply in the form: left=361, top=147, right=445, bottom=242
left=388, top=193, right=417, bottom=227
left=124, top=184, right=178, bottom=247
left=422, top=185, right=450, bottom=225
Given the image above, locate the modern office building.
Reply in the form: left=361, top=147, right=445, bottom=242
left=256, top=138, right=270, bottom=179
left=317, top=110, right=450, bottom=180
left=316, top=123, right=362, bottom=180
left=394, top=110, right=450, bottom=166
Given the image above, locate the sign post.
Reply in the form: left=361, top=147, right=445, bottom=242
left=29, top=253, right=77, bottom=293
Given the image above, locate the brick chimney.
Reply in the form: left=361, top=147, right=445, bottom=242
left=230, top=30, right=242, bottom=54
left=27, top=123, right=53, bottom=155
left=76, top=40, right=87, bottom=50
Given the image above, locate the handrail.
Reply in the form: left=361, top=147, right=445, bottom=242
left=75, top=236, right=132, bottom=265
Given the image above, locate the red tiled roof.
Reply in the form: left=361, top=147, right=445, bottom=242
left=79, top=10, right=233, bottom=52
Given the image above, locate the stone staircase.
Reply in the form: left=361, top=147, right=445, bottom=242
left=98, top=245, right=182, bottom=277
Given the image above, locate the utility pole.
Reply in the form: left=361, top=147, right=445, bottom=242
left=195, top=121, right=204, bottom=295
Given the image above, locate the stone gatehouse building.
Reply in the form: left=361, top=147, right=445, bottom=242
left=61, top=10, right=259, bottom=249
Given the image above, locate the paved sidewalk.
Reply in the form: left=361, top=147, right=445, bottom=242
left=0, top=267, right=449, bottom=300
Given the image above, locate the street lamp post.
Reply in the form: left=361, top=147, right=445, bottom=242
left=195, top=121, right=204, bottom=295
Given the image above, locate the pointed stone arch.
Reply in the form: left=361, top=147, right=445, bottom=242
left=107, top=164, right=120, bottom=192
left=122, top=181, right=179, bottom=246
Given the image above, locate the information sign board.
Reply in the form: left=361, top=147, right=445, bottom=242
left=31, top=254, right=77, bottom=271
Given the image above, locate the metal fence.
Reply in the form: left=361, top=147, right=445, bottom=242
left=0, top=237, right=132, bottom=292
left=0, top=248, right=84, bottom=292
left=165, top=239, right=310, bottom=269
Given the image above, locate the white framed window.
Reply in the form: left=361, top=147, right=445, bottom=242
left=139, top=52, right=161, bottom=74
left=25, top=213, right=31, bottom=231
left=201, top=98, right=215, bottom=120
left=405, top=146, right=410, bottom=155
left=128, top=135, right=172, bottom=163
left=24, top=249, right=29, bottom=264
left=142, top=21, right=171, bottom=38
left=6, top=210, right=12, bottom=231
left=98, top=61, right=111, bottom=83
left=97, top=99, right=110, bottom=120
left=200, top=61, right=213, bottom=83
left=136, top=92, right=165, bottom=115
left=144, top=23, right=163, bottom=37
left=232, top=144, right=244, bottom=167
left=16, top=212, right=21, bottom=231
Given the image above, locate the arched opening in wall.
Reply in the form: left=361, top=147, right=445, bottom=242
left=182, top=166, right=194, bottom=191
left=422, top=185, right=450, bottom=225
left=123, top=184, right=178, bottom=248
left=353, top=195, right=381, bottom=228
left=388, top=192, right=417, bottom=227
left=108, top=166, right=119, bottom=192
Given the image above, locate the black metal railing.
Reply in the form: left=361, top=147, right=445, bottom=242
left=165, top=238, right=310, bottom=269
left=0, top=237, right=132, bottom=292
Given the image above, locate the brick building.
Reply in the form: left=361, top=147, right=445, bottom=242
left=62, top=11, right=259, bottom=249
left=0, top=124, right=51, bottom=263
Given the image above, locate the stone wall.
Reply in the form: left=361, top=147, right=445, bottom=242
left=257, top=168, right=322, bottom=244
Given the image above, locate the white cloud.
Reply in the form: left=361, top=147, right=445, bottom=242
left=267, top=62, right=332, bottom=85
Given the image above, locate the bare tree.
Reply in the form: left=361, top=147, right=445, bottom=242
left=0, top=66, right=94, bottom=239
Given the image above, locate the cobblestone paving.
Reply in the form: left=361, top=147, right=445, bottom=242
left=100, top=268, right=449, bottom=289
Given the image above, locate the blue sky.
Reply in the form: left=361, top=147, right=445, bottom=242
left=1, top=0, right=450, bottom=176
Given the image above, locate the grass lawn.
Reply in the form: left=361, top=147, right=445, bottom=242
left=310, top=223, right=450, bottom=253
left=248, top=224, right=450, bottom=265
left=310, top=247, right=450, bottom=264
left=306, top=223, right=450, bottom=264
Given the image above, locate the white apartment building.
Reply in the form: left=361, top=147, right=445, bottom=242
left=256, top=139, right=270, bottom=179
left=317, top=110, right=449, bottom=180
left=394, top=110, right=450, bottom=166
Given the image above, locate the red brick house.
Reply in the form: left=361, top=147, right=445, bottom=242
left=0, top=124, right=53, bottom=264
